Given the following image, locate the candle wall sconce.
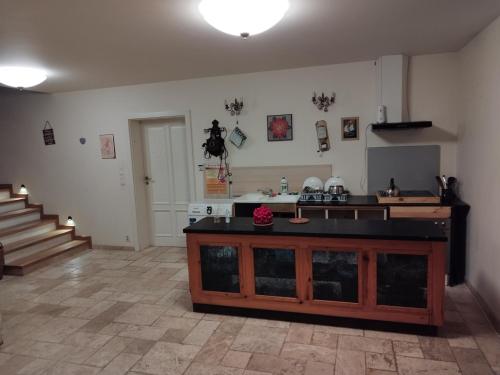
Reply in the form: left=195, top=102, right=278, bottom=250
left=312, top=92, right=336, bottom=112
left=225, top=98, right=244, bottom=116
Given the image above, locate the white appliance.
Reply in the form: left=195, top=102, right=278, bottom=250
left=188, top=200, right=234, bottom=225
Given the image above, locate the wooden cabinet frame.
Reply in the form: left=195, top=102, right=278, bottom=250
left=186, top=233, right=446, bottom=326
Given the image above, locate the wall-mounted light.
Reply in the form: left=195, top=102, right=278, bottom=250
left=312, top=92, right=336, bottom=112
left=225, top=98, right=244, bottom=116
left=0, top=67, right=47, bottom=89
left=19, top=184, right=29, bottom=195
left=199, top=0, right=290, bottom=38
left=66, top=216, right=75, bottom=227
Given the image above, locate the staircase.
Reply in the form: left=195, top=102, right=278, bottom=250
left=0, top=184, right=91, bottom=276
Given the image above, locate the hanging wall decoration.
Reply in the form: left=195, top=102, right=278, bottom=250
left=42, top=121, right=56, bottom=145
left=99, top=134, right=116, bottom=159
left=312, top=92, right=336, bottom=112
left=267, top=114, right=293, bottom=142
left=229, top=127, right=247, bottom=148
left=341, top=117, right=359, bottom=140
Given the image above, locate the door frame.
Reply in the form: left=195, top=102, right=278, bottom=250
left=128, top=111, right=196, bottom=251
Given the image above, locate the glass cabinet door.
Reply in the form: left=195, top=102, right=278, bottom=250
left=312, top=250, right=359, bottom=303
left=377, top=253, right=428, bottom=308
left=200, top=245, right=240, bottom=293
left=253, top=248, right=296, bottom=298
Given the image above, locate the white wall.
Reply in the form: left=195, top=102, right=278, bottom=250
left=458, top=16, right=500, bottom=323
left=0, top=55, right=459, bottom=247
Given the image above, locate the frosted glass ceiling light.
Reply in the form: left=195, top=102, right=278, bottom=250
left=0, top=67, right=47, bottom=89
left=199, top=0, right=290, bottom=38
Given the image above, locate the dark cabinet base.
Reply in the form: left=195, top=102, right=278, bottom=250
left=193, top=303, right=439, bottom=336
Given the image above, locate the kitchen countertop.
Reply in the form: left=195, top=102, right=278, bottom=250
left=298, top=195, right=469, bottom=207
left=234, top=193, right=300, bottom=204
left=184, top=217, right=447, bottom=242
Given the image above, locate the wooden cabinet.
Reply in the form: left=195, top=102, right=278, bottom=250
left=298, top=206, right=387, bottom=221
left=187, top=233, right=446, bottom=326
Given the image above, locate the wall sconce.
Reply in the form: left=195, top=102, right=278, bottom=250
left=66, top=216, right=75, bottom=227
left=312, top=92, right=336, bottom=112
left=19, top=184, right=29, bottom=195
left=225, top=98, right=244, bottom=116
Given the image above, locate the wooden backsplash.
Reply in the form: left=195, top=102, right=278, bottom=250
left=230, top=164, right=333, bottom=196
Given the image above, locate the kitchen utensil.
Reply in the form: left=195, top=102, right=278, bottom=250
left=302, top=177, right=323, bottom=191
left=324, top=176, right=346, bottom=193
left=328, top=185, right=344, bottom=195
left=436, top=176, right=445, bottom=190
left=289, top=218, right=310, bottom=224
left=385, top=178, right=400, bottom=197
left=441, top=175, right=448, bottom=188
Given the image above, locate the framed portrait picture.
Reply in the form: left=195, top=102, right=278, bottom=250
left=341, top=117, right=359, bottom=140
left=100, top=134, right=116, bottom=159
left=267, top=114, right=293, bottom=141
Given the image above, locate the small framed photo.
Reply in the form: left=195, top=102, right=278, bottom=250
left=341, top=117, right=359, bottom=140
left=100, top=134, right=116, bottom=159
left=267, top=114, right=293, bottom=141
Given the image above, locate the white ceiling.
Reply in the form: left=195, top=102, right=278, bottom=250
left=1, top=0, right=499, bottom=93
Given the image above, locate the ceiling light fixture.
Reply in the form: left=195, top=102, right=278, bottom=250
left=0, top=66, right=47, bottom=89
left=198, top=0, right=290, bottom=38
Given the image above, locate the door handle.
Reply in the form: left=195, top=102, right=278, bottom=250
left=144, top=176, right=154, bottom=185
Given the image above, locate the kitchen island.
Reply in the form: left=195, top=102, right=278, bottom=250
left=184, top=217, right=447, bottom=327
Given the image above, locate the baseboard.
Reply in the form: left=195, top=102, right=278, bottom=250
left=92, top=244, right=135, bottom=251
left=466, top=281, right=500, bottom=334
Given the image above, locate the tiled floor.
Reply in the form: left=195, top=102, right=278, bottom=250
left=0, top=246, right=499, bottom=375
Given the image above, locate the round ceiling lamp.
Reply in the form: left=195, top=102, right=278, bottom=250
left=198, top=0, right=290, bottom=38
left=0, top=66, right=47, bottom=89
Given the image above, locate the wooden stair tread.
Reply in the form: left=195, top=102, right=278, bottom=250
left=4, top=229, right=73, bottom=254
left=6, top=240, right=88, bottom=267
left=0, top=207, right=40, bottom=221
left=0, top=219, right=55, bottom=238
left=0, top=197, right=26, bottom=206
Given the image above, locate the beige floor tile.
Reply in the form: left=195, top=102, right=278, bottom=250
left=247, top=353, right=306, bottom=375
left=231, top=325, right=287, bottom=355
left=335, top=350, right=365, bottom=375
left=0, top=354, right=38, bottom=374
left=194, top=332, right=235, bottom=365
left=0, top=352, right=12, bottom=365
left=17, top=358, right=55, bottom=374
left=122, top=338, right=156, bottom=355
left=185, top=362, right=244, bottom=375
left=183, top=320, right=221, bottom=346
left=114, top=304, right=166, bottom=326
left=132, top=341, right=201, bottom=375
left=452, top=347, right=495, bottom=375
left=366, top=352, right=397, bottom=371
left=397, top=356, right=460, bottom=375
left=118, top=325, right=168, bottom=341
left=338, top=335, right=393, bottom=354
left=314, top=325, right=364, bottom=337
left=221, top=350, right=252, bottom=369
left=99, top=322, right=129, bottom=336
left=393, top=341, right=424, bottom=358
left=286, top=323, right=314, bottom=344
left=30, top=317, right=90, bottom=343
left=42, top=362, right=101, bottom=375
left=311, top=331, right=339, bottom=349
left=474, top=332, right=500, bottom=370
left=281, top=342, right=337, bottom=364
left=85, top=336, right=133, bottom=367
left=99, top=353, right=142, bottom=375
left=305, top=360, right=335, bottom=375
left=365, top=330, right=419, bottom=343
left=62, top=331, right=113, bottom=349
left=63, top=346, right=100, bottom=365
left=418, top=336, right=455, bottom=362
left=243, top=371, right=272, bottom=375
left=365, top=370, right=397, bottom=375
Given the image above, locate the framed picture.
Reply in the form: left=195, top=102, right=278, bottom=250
left=341, top=117, right=359, bottom=140
left=100, top=134, right=116, bottom=159
left=267, top=114, right=293, bottom=141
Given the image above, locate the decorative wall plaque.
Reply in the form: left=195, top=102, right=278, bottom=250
left=43, top=121, right=55, bottom=145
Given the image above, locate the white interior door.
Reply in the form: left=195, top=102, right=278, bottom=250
left=143, top=119, right=191, bottom=246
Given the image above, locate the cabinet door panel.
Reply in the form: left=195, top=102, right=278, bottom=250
left=312, top=250, right=359, bottom=303
left=253, top=248, right=296, bottom=298
left=200, top=245, right=240, bottom=293
left=377, top=253, right=428, bottom=308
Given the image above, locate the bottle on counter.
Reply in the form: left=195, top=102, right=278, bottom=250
left=225, top=208, right=231, bottom=224
left=280, top=176, right=288, bottom=194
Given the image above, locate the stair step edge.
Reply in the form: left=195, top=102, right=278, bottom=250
left=0, top=208, right=40, bottom=221
left=5, top=240, right=89, bottom=267
left=4, top=229, right=74, bottom=253
left=0, top=220, right=56, bottom=238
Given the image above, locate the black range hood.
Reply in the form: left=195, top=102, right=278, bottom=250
left=372, top=121, right=432, bottom=131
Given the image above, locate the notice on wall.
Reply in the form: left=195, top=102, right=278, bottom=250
left=43, top=121, right=56, bottom=145
left=204, top=165, right=229, bottom=199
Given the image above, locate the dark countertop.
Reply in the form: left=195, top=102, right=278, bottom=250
left=297, top=195, right=469, bottom=208
left=184, top=217, right=447, bottom=242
